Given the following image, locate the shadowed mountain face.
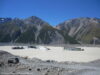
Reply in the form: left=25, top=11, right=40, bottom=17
left=0, top=16, right=78, bottom=44
left=56, top=18, right=100, bottom=44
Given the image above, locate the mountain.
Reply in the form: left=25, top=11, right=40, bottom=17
left=0, top=16, right=78, bottom=44
left=56, top=17, right=100, bottom=44
left=0, top=18, right=12, bottom=24
left=1, top=16, right=100, bottom=44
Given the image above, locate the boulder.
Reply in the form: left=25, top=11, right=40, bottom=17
left=8, top=57, right=19, bottom=64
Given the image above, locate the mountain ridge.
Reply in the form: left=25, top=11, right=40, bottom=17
left=56, top=17, right=100, bottom=44
left=0, top=16, right=100, bottom=44
left=0, top=16, right=78, bottom=44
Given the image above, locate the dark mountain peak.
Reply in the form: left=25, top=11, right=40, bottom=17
left=28, top=16, right=42, bottom=20
left=24, top=16, right=49, bottom=27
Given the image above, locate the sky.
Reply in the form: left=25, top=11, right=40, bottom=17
left=0, top=0, right=100, bottom=25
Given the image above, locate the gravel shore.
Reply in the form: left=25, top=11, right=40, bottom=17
left=0, top=50, right=100, bottom=75
left=0, top=45, right=100, bottom=75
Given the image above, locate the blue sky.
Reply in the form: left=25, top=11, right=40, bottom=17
left=0, top=0, right=100, bottom=25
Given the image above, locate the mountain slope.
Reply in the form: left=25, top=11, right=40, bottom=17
left=0, top=16, right=78, bottom=44
left=0, top=20, right=21, bottom=42
left=56, top=17, right=100, bottom=44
